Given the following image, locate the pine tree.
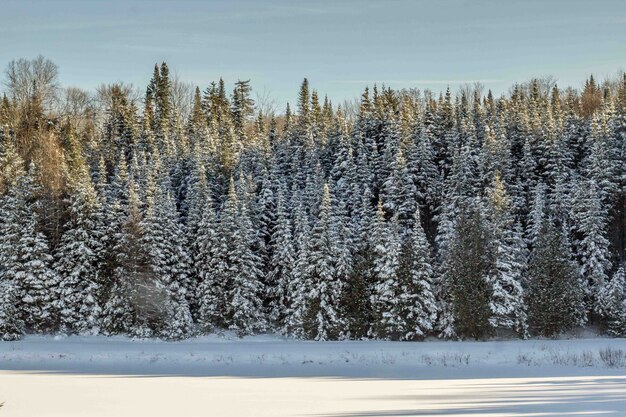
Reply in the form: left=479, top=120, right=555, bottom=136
left=444, top=204, right=494, bottom=339
left=395, top=208, right=438, bottom=340
left=304, top=183, right=344, bottom=340
left=284, top=199, right=310, bottom=338
left=101, top=178, right=145, bottom=336
left=485, top=172, right=528, bottom=336
left=342, top=189, right=376, bottom=339
left=55, top=162, right=104, bottom=335
left=155, top=62, right=172, bottom=135
left=571, top=180, right=612, bottom=315
left=0, top=279, right=24, bottom=340
left=526, top=219, right=584, bottom=337
left=140, top=167, right=193, bottom=340
left=229, top=196, right=267, bottom=335
left=370, top=202, right=402, bottom=339
left=596, top=267, right=626, bottom=336
left=0, top=167, right=57, bottom=333
left=194, top=189, right=221, bottom=332
left=267, top=187, right=295, bottom=331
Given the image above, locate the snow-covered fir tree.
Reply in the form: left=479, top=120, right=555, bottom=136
left=442, top=202, right=494, bottom=340
left=55, top=161, right=104, bottom=335
left=485, top=171, right=528, bottom=336
left=304, top=183, right=345, bottom=340
left=596, top=267, right=626, bottom=336
left=0, top=167, right=57, bottom=333
left=0, top=61, right=624, bottom=341
left=395, top=207, right=438, bottom=340
left=526, top=219, right=584, bottom=337
left=370, top=202, right=402, bottom=339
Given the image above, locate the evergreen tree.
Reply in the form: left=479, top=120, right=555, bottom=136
left=395, top=208, right=438, bottom=340
left=526, top=220, right=584, bottom=337
left=571, top=180, right=612, bottom=315
left=304, top=184, right=344, bottom=340
left=101, top=179, right=145, bottom=336
left=0, top=167, right=57, bottom=333
left=55, top=162, right=104, bottom=335
left=596, top=267, right=626, bottom=336
left=140, top=167, right=193, bottom=340
left=194, top=190, right=221, bottom=332
left=370, top=202, right=402, bottom=339
left=284, top=199, right=310, bottom=338
left=229, top=196, right=267, bottom=335
left=267, top=187, right=295, bottom=331
left=342, top=189, right=376, bottom=339
left=485, top=172, right=528, bottom=336
left=0, top=279, right=24, bottom=340
left=444, top=204, right=494, bottom=339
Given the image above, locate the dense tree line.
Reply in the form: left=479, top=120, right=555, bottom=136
left=0, top=57, right=625, bottom=341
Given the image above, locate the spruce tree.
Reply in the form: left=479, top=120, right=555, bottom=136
left=140, top=167, right=193, bottom=340
left=0, top=279, right=24, bottom=340
left=194, top=190, right=221, bottom=332
left=526, top=220, right=584, bottom=337
left=304, top=183, right=344, bottom=340
left=55, top=162, right=104, bottom=335
left=267, top=187, right=295, bottom=331
left=101, top=179, right=145, bottom=337
left=395, top=208, right=438, bottom=340
left=0, top=167, right=57, bottom=333
left=571, top=180, right=612, bottom=315
left=596, top=267, right=626, bottom=337
left=485, top=172, right=528, bottom=336
left=445, top=204, right=494, bottom=339
left=370, top=202, right=402, bottom=339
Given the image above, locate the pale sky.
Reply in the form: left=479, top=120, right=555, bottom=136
left=1, top=0, right=625, bottom=107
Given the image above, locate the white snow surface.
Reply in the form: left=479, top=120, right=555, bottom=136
left=1, top=335, right=626, bottom=416
left=1, top=333, right=626, bottom=378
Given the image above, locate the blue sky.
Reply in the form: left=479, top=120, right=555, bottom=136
left=1, top=0, right=625, bottom=107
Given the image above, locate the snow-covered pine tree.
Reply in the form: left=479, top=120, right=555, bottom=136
left=304, top=183, right=344, bottom=340
left=0, top=130, right=26, bottom=342
left=342, top=187, right=376, bottom=339
left=229, top=195, right=267, bottom=336
left=526, top=182, right=547, bottom=248
left=140, top=164, right=193, bottom=340
left=0, top=279, right=23, bottom=340
left=395, top=207, right=438, bottom=340
left=283, top=198, right=310, bottom=338
left=485, top=171, right=528, bottom=337
left=267, top=186, right=295, bottom=331
left=198, top=178, right=238, bottom=331
left=526, top=219, right=584, bottom=337
left=370, top=201, right=402, bottom=339
left=184, top=153, right=210, bottom=318
left=101, top=178, right=144, bottom=336
left=55, top=161, right=104, bottom=335
left=443, top=202, right=494, bottom=340
left=0, top=166, right=58, bottom=333
left=596, top=267, right=626, bottom=336
left=571, top=180, right=612, bottom=317
left=194, top=188, right=221, bottom=332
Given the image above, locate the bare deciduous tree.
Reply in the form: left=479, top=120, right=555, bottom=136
left=3, top=55, right=59, bottom=110
left=255, top=86, right=278, bottom=117
left=170, top=73, right=194, bottom=122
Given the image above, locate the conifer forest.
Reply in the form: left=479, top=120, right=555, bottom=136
left=1, top=57, right=626, bottom=342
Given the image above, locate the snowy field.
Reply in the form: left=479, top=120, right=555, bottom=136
left=1, top=335, right=626, bottom=416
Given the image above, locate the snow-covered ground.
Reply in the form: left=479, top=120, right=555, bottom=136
left=1, top=335, right=626, bottom=416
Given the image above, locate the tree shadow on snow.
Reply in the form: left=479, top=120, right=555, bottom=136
left=317, top=377, right=626, bottom=416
